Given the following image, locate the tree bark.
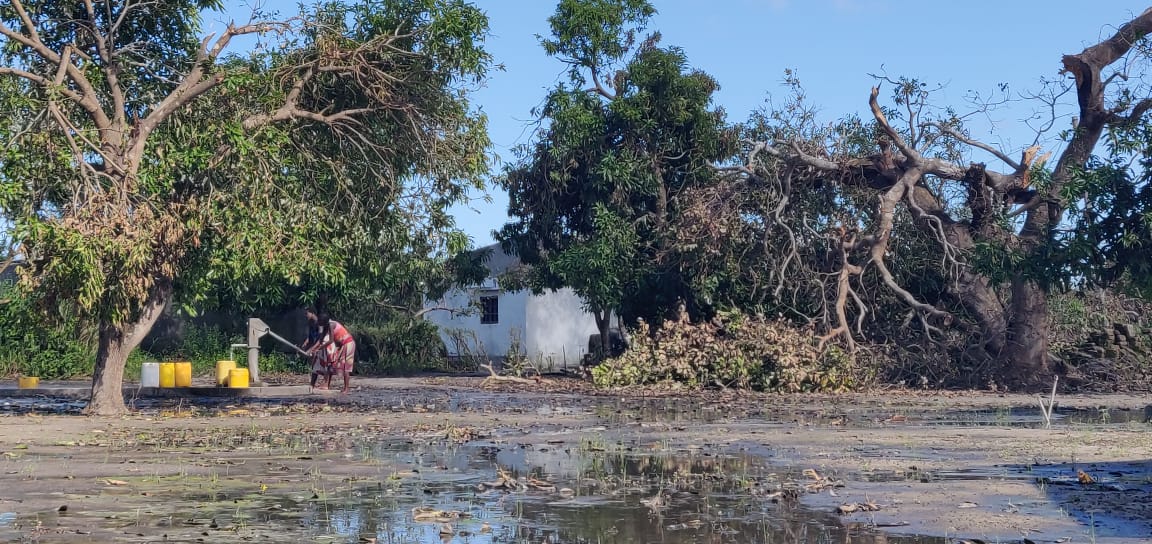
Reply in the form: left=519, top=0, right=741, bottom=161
left=85, top=285, right=171, bottom=416
left=997, top=8, right=1152, bottom=386
left=594, top=307, right=611, bottom=360
left=955, top=270, right=1008, bottom=355
left=1002, top=278, right=1050, bottom=385
left=910, top=173, right=1009, bottom=354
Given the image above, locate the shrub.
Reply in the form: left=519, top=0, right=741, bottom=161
left=352, top=319, right=448, bottom=375
left=0, top=281, right=95, bottom=379
left=592, top=311, right=863, bottom=392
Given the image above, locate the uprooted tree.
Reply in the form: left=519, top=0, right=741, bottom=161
left=710, top=9, right=1152, bottom=387
left=0, top=0, right=493, bottom=414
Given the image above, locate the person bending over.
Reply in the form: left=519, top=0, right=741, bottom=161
left=315, top=312, right=356, bottom=394
left=300, top=310, right=335, bottom=389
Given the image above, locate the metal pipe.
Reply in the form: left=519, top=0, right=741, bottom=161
left=245, top=317, right=310, bottom=386
left=264, top=329, right=310, bottom=357
left=228, top=343, right=247, bottom=363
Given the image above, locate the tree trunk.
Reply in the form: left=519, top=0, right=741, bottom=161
left=991, top=9, right=1152, bottom=387
left=1000, top=277, right=1051, bottom=387
left=85, top=285, right=171, bottom=416
left=952, top=269, right=1008, bottom=355
left=594, top=308, right=611, bottom=360
left=911, top=187, right=1008, bottom=354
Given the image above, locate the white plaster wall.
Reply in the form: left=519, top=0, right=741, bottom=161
left=524, top=287, right=600, bottom=371
left=424, top=286, right=528, bottom=358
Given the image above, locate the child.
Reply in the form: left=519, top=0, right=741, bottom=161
left=300, top=310, right=335, bottom=389
left=315, top=311, right=356, bottom=394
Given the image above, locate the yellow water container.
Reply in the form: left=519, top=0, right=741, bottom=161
left=174, top=362, right=192, bottom=387
left=228, top=368, right=250, bottom=388
left=215, top=360, right=237, bottom=386
left=159, top=362, right=176, bottom=388
left=17, top=376, right=39, bottom=389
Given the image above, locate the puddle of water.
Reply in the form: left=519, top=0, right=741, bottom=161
left=303, top=442, right=946, bottom=544
left=587, top=396, right=1152, bottom=429
left=1059, top=405, right=1152, bottom=425
left=852, top=466, right=1036, bottom=484
left=0, top=398, right=89, bottom=415
left=896, top=405, right=1152, bottom=427
left=0, top=439, right=946, bottom=543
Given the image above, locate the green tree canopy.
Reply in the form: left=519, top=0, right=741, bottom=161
left=498, top=0, right=734, bottom=351
left=0, top=0, right=494, bottom=414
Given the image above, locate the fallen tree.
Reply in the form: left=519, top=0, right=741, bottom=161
left=713, top=8, right=1152, bottom=387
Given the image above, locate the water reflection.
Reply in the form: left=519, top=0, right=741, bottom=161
left=301, top=442, right=944, bottom=544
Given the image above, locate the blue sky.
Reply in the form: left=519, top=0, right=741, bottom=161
left=220, top=1, right=1149, bottom=247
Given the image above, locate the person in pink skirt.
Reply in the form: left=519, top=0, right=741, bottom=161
left=314, top=311, right=356, bottom=393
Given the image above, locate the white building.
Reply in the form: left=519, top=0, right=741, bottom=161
left=423, top=244, right=601, bottom=371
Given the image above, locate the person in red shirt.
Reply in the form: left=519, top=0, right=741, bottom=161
left=313, top=311, right=356, bottom=393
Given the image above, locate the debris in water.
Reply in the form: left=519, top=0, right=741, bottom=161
left=641, top=489, right=666, bottom=511
left=412, top=507, right=469, bottom=522
left=836, top=501, right=881, bottom=514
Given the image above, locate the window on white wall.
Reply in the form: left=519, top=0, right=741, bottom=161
left=480, top=295, right=499, bottom=324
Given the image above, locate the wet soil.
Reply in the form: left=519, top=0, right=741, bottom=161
left=0, top=376, right=1150, bottom=543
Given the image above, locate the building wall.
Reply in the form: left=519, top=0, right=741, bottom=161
left=424, top=282, right=530, bottom=359
left=524, top=288, right=599, bottom=371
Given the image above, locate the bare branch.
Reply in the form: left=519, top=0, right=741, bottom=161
left=817, top=234, right=861, bottom=352
left=869, top=169, right=952, bottom=323
left=931, top=123, right=1022, bottom=171
left=376, top=301, right=459, bottom=320
left=130, top=21, right=289, bottom=165
left=9, top=0, right=41, bottom=44
left=0, top=67, right=86, bottom=105
left=82, top=0, right=127, bottom=130
left=586, top=63, right=615, bottom=100
left=869, top=86, right=920, bottom=162
left=1113, top=97, right=1152, bottom=125
left=0, top=15, right=113, bottom=133
left=239, top=63, right=380, bottom=132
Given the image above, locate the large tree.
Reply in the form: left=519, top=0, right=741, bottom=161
left=0, top=0, right=492, bottom=414
left=716, top=9, right=1152, bottom=386
left=498, top=0, right=733, bottom=353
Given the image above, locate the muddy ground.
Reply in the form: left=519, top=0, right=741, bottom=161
left=1, top=376, right=1150, bottom=543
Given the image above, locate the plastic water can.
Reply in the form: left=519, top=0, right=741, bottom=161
left=228, top=368, right=250, bottom=388
left=18, top=376, right=38, bottom=389
left=216, top=360, right=237, bottom=386
left=159, top=362, right=176, bottom=388
left=141, top=362, right=160, bottom=387
left=174, top=362, right=192, bottom=387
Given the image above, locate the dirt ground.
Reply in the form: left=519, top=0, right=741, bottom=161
left=1, top=376, right=1150, bottom=543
